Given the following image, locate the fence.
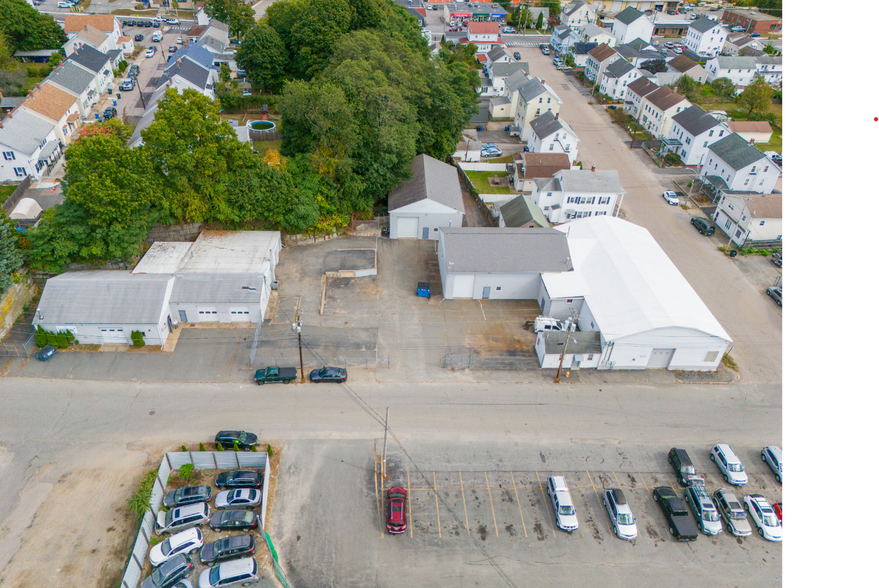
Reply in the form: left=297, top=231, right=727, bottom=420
left=250, top=129, right=282, bottom=142
left=249, top=319, right=261, bottom=368
left=120, top=451, right=271, bottom=588
left=0, top=331, right=34, bottom=358
left=458, top=162, right=508, bottom=172
left=1, top=177, right=32, bottom=215
left=442, top=354, right=539, bottom=370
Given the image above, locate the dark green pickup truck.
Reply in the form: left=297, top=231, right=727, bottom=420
left=253, top=366, right=298, bottom=385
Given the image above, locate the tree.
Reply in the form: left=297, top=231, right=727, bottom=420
left=0, top=222, right=23, bottom=294
left=763, top=43, right=779, bottom=56
left=641, top=59, right=667, bottom=74
left=507, top=5, right=533, bottom=30
left=224, top=164, right=321, bottom=233
left=710, top=77, right=736, bottom=100
left=0, top=35, right=12, bottom=70
left=266, top=0, right=354, bottom=79
left=236, top=23, right=288, bottom=92
left=539, top=0, right=561, bottom=18
left=673, top=74, right=698, bottom=101
left=77, top=118, right=132, bottom=143
left=535, top=11, right=544, bottom=30
left=738, top=74, right=772, bottom=117
left=0, top=0, right=67, bottom=52
left=204, top=0, right=255, bottom=38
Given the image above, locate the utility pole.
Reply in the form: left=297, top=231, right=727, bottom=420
left=294, top=310, right=304, bottom=383
left=381, top=408, right=389, bottom=481
left=554, top=311, right=578, bottom=384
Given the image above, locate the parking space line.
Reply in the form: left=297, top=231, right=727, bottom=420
left=638, top=472, right=650, bottom=493
left=459, top=472, right=470, bottom=537
left=612, top=471, right=623, bottom=489
left=433, top=472, right=441, bottom=539
left=407, top=470, right=412, bottom=539
left=665, top=473, right=676, bottom=487
left=535, top=472, right=556, bottom=538
left=485, top=471, right=499, bottom=537
left=510, top=471, right=528, bottom=538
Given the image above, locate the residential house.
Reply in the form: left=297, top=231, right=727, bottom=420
left=584, top=43, right=620, bottom=83
left=727, top=121, right=773, bottom=144
left=684, top=17, right=727, bottom=57
left=0, top=109, right=60, bottom=182
left=598, top=59, right=642, bottom=100
left=116, top=36, right=134, bottom=56
left=665, top=105, right=728, bottom=166
left=624, top=76, right=659, bottom=119
left=613, top=42, right=663, bottom=68
left=63, top=14, right=122, bottom=51
left=550, top=26, right=579, bottom=55
left=44, top=60, right=101, bottom=117
left=466, top=21, right=501, bottom=53
left=523, top=112, right=580, bottom=165
left=739, top=46, right=766, bottom=58
left=19, top=83, right=82, bottom=145
left=499, top=194, right=551, bottom=228
left=639, top=86, right=690, bottom=139
left=66, top=45, right=113, bottom=97
left=0, top=97, right=25, bottom=113
left=580, top=23, right=617, bottom=46
left=699, top=133, right=780, bottom=195
left=560, top=1, right=596, bottom=37
left=571, top=42, right=599, bottom=68
left=712, top=192, right=781, bottom=247
left=196, top=20, right=236, bottom=68
left=723, top=33, right=764, bottom=56
left=489, top=96, right=513, bottom=119
left=485, top=46, right=510, bottom=68
left=611, top=7, right=653, bottom=44
left=639, top=68, right=682, bottom=87
left=666, top=55, right=707, bottom=83
left=389, top=154, right=464, bottom=240
left=482, top=62, right=528, bottom=97
left=63, top=24, right=114, bottom=56
left=532, top=169, right=625, bottom=223
left=127, top=87, right=167, bottom=148
left=512, top=77, right=562, bottom=134
left=591, top=0, right=666, bottom=11
left=160, top=44, right=217, bottom=99
left=510, top=152, right=571, bottom=194
left=499, top=69, right=529, bottom=116
left=705, top=56, right=757, bottom=86
left=528, top=7, right=549, bottom=29
left=721, top=8, right=781, bottom=36
left=756, top=55, right=782, bottom=84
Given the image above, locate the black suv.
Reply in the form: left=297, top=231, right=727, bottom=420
left=215, top=430, right=258, bottom=450
left=163, top=485, right=212, bottom=508
left=668, top=448, right=704, bottom=486
left=209, top=509, right=258, bottom=532
left=216, top=470, right=263, bottom=489
left=691, top=217, right=715, bottom=235
left=200, top=534, right=256, bottom=565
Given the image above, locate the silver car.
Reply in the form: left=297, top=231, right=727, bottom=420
left=713, top=488, right=752, bottom=537
left=603, top=489, right=637, bottom=540
left=198, top=557, right=259, bottom=588
left=156, top=503, right=210, bottom=535
left=685, top=485, right=723, bottom=535
left=215, top=489, right=262, bottom=510
left=761, top=446, right=782, bottom=483
left=710, top=444, right=748, bottom=485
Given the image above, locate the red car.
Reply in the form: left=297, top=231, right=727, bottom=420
left=386, top=487, right=407, bottom=534
left=773, top=502, right=782, bottom=523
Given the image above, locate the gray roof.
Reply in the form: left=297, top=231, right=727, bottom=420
left=35, top=271, right=174, bottom=324
left=756, top=55, right=782, bottom=65
left=714, top=56, right=757, bottom=70
left=441, top=228, right=573, bottom=273
left=38, top=138, right=60, bottom=160
left=489, top=96, right=511, bottom=107
left=556, top=26, right=577, bottom=41
left=499, top=195, right=550, bottom=228
left=209, top=19, right=229, bottom=33
left=170, top=273, right=263, bottom=303
left=0, top=97, right=25, bottom=109
left=671, top=105, right=720, bottom=136
left=614, top=7, right=645, bottom=25
left=505, top=70, right=531, bottom=95
left=707, top=133, right=767, bottom=170
left=534, top=177, right=561, bottom=192
left=623, top=38, right=651, bottom=51
left=66, top=45, right=110, bottom=75
left=174, top=58, right=211, bottom=89
left=518, top=78, right=548, bottom=102
left=529, top=111, right=563, bottom=140
left=487, top=46, right=507, bottom=62
left=627, top=76, right=658, bottom=98
left=572, top=42, right=598, bottom=55
left=0, top=109, right=56, bottom=155
left=166, top=43, right=214, bottom=72
left=46, top=61, right=94, bottom=95
left=389, top=154, right=465, bottom=213
left=603, top=58, right=635, bottom=78
left=543, top=330, right=601, bottom=354
left=556, top=170, right=624, bottom=194
left=106, top=49, right=122, bottom=62
left=689, top=16, right=722, bottom=34
left=562, top=0, right=585, bottom=16
left=581, top=24, right=607, bottom=38
left=492, top=62, right=529, bottom=77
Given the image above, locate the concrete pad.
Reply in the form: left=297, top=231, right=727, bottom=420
left=325, top=249, right=376, bottom=272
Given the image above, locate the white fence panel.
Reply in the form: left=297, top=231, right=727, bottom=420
left=459, top=162, right=508, bottom=171
left=261, top=454, right=271, bottom=523
left=122, top=559, right=142, bottom=588
left=477, top=193, right=516, bottom=204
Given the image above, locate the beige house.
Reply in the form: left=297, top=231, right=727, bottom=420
left=727, top=121, right=773, bottom=144
left=19, top=84, right=82, bottom=146
left=511, top=77, right=562, bottom=135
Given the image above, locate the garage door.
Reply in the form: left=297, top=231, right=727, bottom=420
left=396, top=217, right=418, bottom=239
left=198, top=307, right=220, bottom=322
left=229, top=308, right=251, bottom=321
left=647, top=348, right=675, bottom=368
left=100, top=328, right=127, bottom=343
left=451, top=274, right=475, bottom=298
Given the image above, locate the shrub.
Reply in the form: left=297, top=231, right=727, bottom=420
left=251, top=444, right=258, bottom=452
left=57, top=335, right=68, bottom=349
left=131, top=330, right=145, bottom=347
left=267, top=444, right=273, bottom=458
left=199, top=442, right=206, bottom=452
left=35, top=326, right=48, bottom=347
left=217, top=443, right=225, bottom=451
left=128, top=468, right=158, bottom=520
left=180, top=464, right=194, bottom=479
left=181, top=445, right=187, bottom=452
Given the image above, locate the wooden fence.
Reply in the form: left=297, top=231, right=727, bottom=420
left=1, top=176, right=32, bottom=215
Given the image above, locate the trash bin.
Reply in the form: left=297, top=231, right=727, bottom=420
left=271, top=280, right=279, bottom=290
left=504, top=125, right=510, bottom=131
left=416, top=282, right=430, bottom=298
left=477, top=125, right=483, bottom=131
left=729, top=250, right=737, bottom=258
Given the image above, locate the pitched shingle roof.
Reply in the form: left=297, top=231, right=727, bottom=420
left=441, top=228, right=572, bottom=273
left=556, top=169, right=624, bottom=194
left=727, top=120, right=772, bottom=133
left=469, top=21, right=499, bottom=35
left=581, top=24, right=607, bottom=38
left=492, top=62, right=529, bottom=77
left=603, top=58, right=635, bottom=78
left=624, top=38, right=651, bottom=51
left=46, top=61, right=94, bottom=96
left=173, top=58, right=211, bottom=89
left=707, top=133, right=767, bottom=170
left=614, top=7, right=645, bottom=25
left=667, top=54, right=698, bottom=73
left=689, top=16, right=721, bottom=34
left=516, top=152, right=571, bottom=179
left=500, top=195, right=551, bottom=228
left=556, top=26, right=577, bottom=41
left=22, top=84, right=77, bottom=122
left=571, top=42, right=598, bottom=55
left=505, top=70, right=530, bottom=95
left=0, top=109, right=56, bottom=155
left=644, top=86, right=687, bottom=111
left=756, top=55, right=782, bottom=65
left=76, top=25, right=109, bottom=47
left=66, top=45, right=111, bottom=75
left=627, top=76, right=658, bottom=98
left=562, top=0, right=585, bottom=16
left=389, top=154, right=464, bottom=213
left=529, top=111, right=564, bottom=140
left=588, top=43, right=617, bottom=62
left=487, top=46, right=507, bottom=62
left=166, top=43, right=214, bottom=72
left=715, top=56, right=757, bottom=70
left=747, top=193, right=782, bottom=219
left=518, top=78, right=549, bottom=102
left=672, top=105, right=721, bottom=136
left=64, top=14, right=117, bottom=34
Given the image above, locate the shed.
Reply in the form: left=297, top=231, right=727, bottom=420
left=499, top=195, right=551, bottom=228
left=389, top=154, right=465, bottom=240
left=727, top=120, right=773, bottom=144
left=10, top=198, right=43, bottom=221
left=536, top=330, right=602, bottom=369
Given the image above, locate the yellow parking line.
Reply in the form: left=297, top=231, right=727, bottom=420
left=485, top=471, right=499, bottom=537
left=586, top=469, right=602, bottom=502
left=638, top=472, right=650, bottom=493
left=665, top=473, right=676, bottom=487
left=434, top=472, right=441, bottom=539
left=510, top=471, right=528, bottom=538
left=612, top=471, right=622, bottom=488
left=460, top=472, right=470, bottom=537
left=407, top=470, right=412, bottom=539
left=536, top=471, right=556, bottom=538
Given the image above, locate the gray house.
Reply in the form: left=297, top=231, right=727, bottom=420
left=389, top=154, right=465, bottom=240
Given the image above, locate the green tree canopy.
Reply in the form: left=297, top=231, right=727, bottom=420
left=236, top=23, right=288, bottom=91
left=0, top=221, right=23, bottom=294
left=710, top=77, right=736, bottom=100
left=205, top=0, right=255, bottom=37
left=266, top=0, right=354, bottom=79
left=673, top=75, right=698, bottom=101
left=0, top=0, right=67, bottom=53
left=738, top=74, right=773, bottom=117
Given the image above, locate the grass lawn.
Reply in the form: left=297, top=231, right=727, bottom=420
left=755, top=126, right=782, bottom=154
left=465, top=171, right=512, bottom=195
left=711, top=101, right=782, bottom=117
left=484, top=154, right=515, bottom=164
left=251, top=140, right=282, bottom=155
left=0, top=184, right=19, bottom=201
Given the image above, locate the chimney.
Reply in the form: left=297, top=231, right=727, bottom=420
left=591, top=165, right=596, bottom=172
left=749, top=138, right=755, bottom=145
left=555, top=112, right=559, bottom=120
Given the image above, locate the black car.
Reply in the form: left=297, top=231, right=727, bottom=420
left=163, top=485, right=212, bottom=508
left=215, top=470, right=263, bottom=489
left=168, top=45, right=178, bottom=53
left=199, top=534, right=256, bottom=565
left=309, top=366, right=348, bottom=383
left=141, top=554, right=193, bottom=588
left=668, top=448, right=703, bottom=486
left=102, top=107, right=117, bottom=121
left=652, top=486, right=699, bottom=542
left=209, top=509, right=258, bottom=532
left=35, top=345, right=56, bottom=361
left=134, top=34, right=144, bottom=41
left=690, top=217, right=715, bottom=236
left=215, top=430, right=258, bottom=451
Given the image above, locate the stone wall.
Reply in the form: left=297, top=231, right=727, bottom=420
left=282, top=231, right=342, bottom=247
left=0, top=278, right=37, bottom=341
left=146, top=223, right=205, bottom=243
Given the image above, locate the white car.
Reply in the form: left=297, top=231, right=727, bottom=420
left=744, top=494, right=782, bottom=541
left=502, top=27, right=516, bottom=34
left=167, top=18, right=179, bottom=25
left=177, top=37, right=185, bottom=44
left=603, top=488, right=637, bottom=540
left=546, top=476, right=578, bottom=532
left=156, top=502, right=210, bottom=535
left=215, top=488, right=262, bottom=509
left=145, top=48, right=156, bottom=58
left=710, top=444, right=748, bottom=485
left=662, top=190, right=679, bottom=205
left=57, top=1, right=72, bottom=6
left=761, top=446, right=782, bottom=483
left=149, top=528, right=204, bottom=566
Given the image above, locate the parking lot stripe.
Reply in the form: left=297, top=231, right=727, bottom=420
left=665, top=473, right=676, bottom=487
left=433, top=471, right=441, bottom=539
left=612, top=471, right=623, bottom=489
left=510, top=471, right=528, bottom=538
left=459, top=472, right=470, bottom=537
left=536, top=472, right=556, bottom=538
left=484, top=471, right=499, bottom=537
left=638, top=472, right=650, bottom=493
left=407, top=470, right=412, bottom=539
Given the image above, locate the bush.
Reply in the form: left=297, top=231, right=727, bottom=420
left=664, top=152, right=682, bottom=166
left=35, top=326, right=48, bottom=347
left=179, top=464, right=194, bottom=479
left=199, top=442, right=206, bottom=452
left=57, top=335, right=68, bottom=349
left=118, top=59, right=128, bottom=72
left=217, top=443, right=225, bottom=451
left=131, top=330, right=145, bottom=347
left=128, top=468, right=158, bottom=520
left=181, top=445, right=187, bottom=452
left=251, top=444, right=258, bottom=452
left=267, top=444, right=273, bottom=458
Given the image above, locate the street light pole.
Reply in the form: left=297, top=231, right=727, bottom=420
left=294, top=310, right=304, bottom=383
left=554, top=311, right=578, bottom=384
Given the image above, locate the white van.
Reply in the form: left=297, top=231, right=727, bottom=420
left=152, top=30, right=163, bottom=42
left=533, top=317, right=568, bottom=333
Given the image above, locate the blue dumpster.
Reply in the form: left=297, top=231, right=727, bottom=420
left=477, top=125, right=483, bottom=131
left=505, top=125, right=510, bottom=131
left=416, top=282, right=431, bottom=298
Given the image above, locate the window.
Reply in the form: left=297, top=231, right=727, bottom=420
left=567, top=196, right=574, bottom=203
left=759, top=221, right=765, bottom=226
left=735, top=229, right=742, bottom=238
left=586, top=196, right=595, bottom=204
left=599, top=197, right=609, bottom=205
left=703, top=141, right=708, bottom=147
left=3, top=151, right=15, bottom=161
left=496, top=286, right=501, bottom=291
left=719, top=130, right=723, bottom=137
left=764, top=166, right=769, bottom=172
left=682, top=150, right=687, bottom=158
left=544, top=206, right=550, bottom=211
left=725, top=220, right=732, bottom=229
left=549, top=143, right=554, bottom=150
left=14, top=167, right=26, bottom=177
left=759, top=179, right=764, bottom=186
left=547, top=192, right=552, bottom=198
left=728, top=203, right=734, bottom=211
left=539, top=97, right=543, bottom=103
left=704, top=351, right=719, bottom=362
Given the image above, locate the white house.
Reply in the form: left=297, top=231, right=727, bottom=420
left=536, top=329, right=602, bottom=370
left=482, top=62, right=528, bottom=97
left=0, top=109, right=59, bottom=182
left=666, top=105, right=729, bottom=166
left=63, top=14, right=122, bottom=51
left=484, top=46, right=510, bottom=68
left=45, top=61, right=101, bottom=117
left=509, top=152, right=571, bottom=195
left=512, top=77, right=562, bottom=133
left=705, top=56, right=757, bottom=86
left=466, top=21, right=501, bottom=53
left=389, top=154, right=464, bottom=240
left=532, top=169, right=625, bottom=223
left=623, top=76, right=658, bottom=119
left=666, top=54, right=707, bottom=84
left=756, top=56, right=782, bottom=84
left=550, top=26, right=580, bottom=55
left=723, top=33, right=764, bottom=56
left=523, top=112, right=580, bottom=165
left=727, top=121, right=773, bottom=144
left=712, top=192, right=782, bottom=247
left=611, top=7, right=654, bottom=44
left=580, top=23, right=617, bottom=46
left=684, top=17, right=728, bottom=57
left=560, top=1, right=596, bottom=36
left=66, top=45, right=113, bottom=98
left=160, top=44, right=218, bottom=99
left=584, top=43, right=620, bottom=83
left=598, top=59, right=642, bottom=101
left=699, top=133, right=780, bottom=195
left=639, top=86, right=691, bottom=139
left=19, top=83, right=82, bottom=146
left=63, top=24, right=114, bottom=56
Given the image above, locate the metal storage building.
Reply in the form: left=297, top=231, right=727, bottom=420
left=389, top=154, right=464, bottom=240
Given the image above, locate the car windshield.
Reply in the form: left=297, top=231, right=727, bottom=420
left=682, top=466, right=695, bottom=475
left=150, top=562, right=174, bottom=584
left=160, top=539, right=173, bottom=556
left=704, top=510, right=720, bottom=522
left=209, top=566, right=221, bottom=584
left=762, top=511, right=779, bottom=527
left=618, top=513, right=634, bottom=525
left=728, top=463, right=744, bottom=472
left=731, top=511, right=747, bottom=521
left=559, top=505, right=575, bottom=516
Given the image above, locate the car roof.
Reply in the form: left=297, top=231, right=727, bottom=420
left=714, top=444, right=740, bottom=461
left=549, top=476, right=568, bottom=490
left=218, top=557, right=256, bottom=576
left=174, top=502, right=208, bottom=517
left=224, top=509, right=255, bottom=521
left=654, top=486, right=675, bottom=498
left=167, top=528, right=201, bottom=545
left=764, top=446, right=782, bottom=458
left=610, top=488, right=627, bottom=505
left=221, top=534, right=253, bottom=548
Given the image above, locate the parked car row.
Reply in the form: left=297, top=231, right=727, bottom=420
left=143, top=551, right=259, bottom=588
left=252, top=365, right=348, bottom=384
